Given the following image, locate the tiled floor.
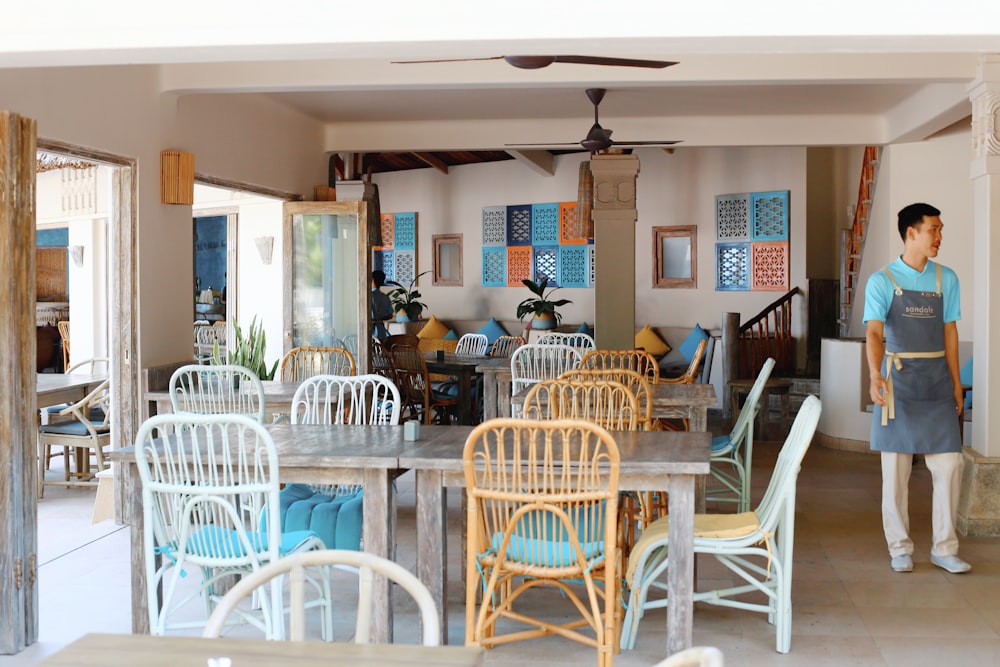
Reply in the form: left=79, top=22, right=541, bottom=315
left=6, top=416, right=1000, bottom=667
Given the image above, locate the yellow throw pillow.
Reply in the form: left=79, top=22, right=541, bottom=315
left=416, top=315, right=450, bottom=339
left=634, top=324, right=671, bottom=358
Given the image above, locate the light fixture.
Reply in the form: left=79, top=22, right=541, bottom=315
left=69, top=245, right=84, bottom=267
left=160, top=150, right=194, bottom=204
left=255, top=236, right=274, bottom=265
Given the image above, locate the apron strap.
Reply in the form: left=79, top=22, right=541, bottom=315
left=882, top=349, right=946, bottom=426
left=882, top=267, right=903, bottom=295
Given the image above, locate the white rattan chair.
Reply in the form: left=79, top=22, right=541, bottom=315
left=135, top=413, right=327, bottom=637
left=536, top=331, right=596, bottom=355
left=455, top=333, right=489, bottom=356
left=709, top=358, right=775, bottom=512
left=202, top=549, right=440, bottom=645
left=169, top=363, right=266, bottom=423
left=509, top=343, right=582, bottom=416
left=621, top=395, right=822, bottom=654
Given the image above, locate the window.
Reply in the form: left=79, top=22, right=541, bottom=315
left=432, top=234, right=463, bottom=286
left=653, top=225, right=697, bottom=288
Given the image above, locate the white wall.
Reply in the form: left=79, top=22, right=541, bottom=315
left=0, top=64, right=328, bottom=370
left=849, top=125, right=975, bottom=341
left=375, top=145, right=809, bottom=364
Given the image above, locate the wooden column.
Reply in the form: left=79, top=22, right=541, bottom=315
left=0, top=110, right=38, bottom=654
left=590, top=155, right=640, bottom=350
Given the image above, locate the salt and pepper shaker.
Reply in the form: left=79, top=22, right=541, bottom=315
left=436, top=349, right=445, bottom=362
left=404, top=419, right=421, bottom=441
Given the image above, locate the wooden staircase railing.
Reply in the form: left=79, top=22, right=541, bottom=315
left=839, top=146, right=883, bottom=336
left=737, top=287, right=801, bottom=377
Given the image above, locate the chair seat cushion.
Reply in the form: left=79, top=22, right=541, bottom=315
left=491, top=533, right=604, bottom=568
left=38, top=420, right=110, bottom=436
left=280, top=484, right=363, bottom=550
left=711, top=434, right=734, bottom=454
left=185, top=524, right=322, bottom=559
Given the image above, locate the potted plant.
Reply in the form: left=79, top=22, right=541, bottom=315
left=387, top=270, right=430, bottom=322
left=516, top=277, right=572, bottom=330
left=213, top=315, right=279, bottom=380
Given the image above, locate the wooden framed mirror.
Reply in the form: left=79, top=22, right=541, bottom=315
left=653, top=225, right=697, bottom=288
left=432, top=233, right=463, bottom=286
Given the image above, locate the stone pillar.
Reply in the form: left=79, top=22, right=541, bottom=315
left=590, top=154, right=640, bottom=350
left=959, top=55, right=1000, bottom=536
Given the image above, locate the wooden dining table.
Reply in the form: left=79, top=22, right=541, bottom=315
left=144, top=380, right=302, bottom=422
left=37, top=632, right=485, bottom=667
left=115, top=422, right=709, bottom=656
left=37, top=372, right=106, bottom=409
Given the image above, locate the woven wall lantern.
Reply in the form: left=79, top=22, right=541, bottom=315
left=160, top=150, right=194, bottom=204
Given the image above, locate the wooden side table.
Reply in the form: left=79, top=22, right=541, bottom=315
left=729, top=378, right=792, bottom=440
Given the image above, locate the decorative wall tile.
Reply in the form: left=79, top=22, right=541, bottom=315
left=507, top=246, right=533, bottom=287
left=482, top=247, right=507, bottom=287
left=374, top=250, right=395, bottom=283
left=482, top=206, right=507, bottom=246
left=506, top=204, right=532, bottom=246
left=531, top=203, right=560, bottom=245
left=378, top=212, right=394, bottom=249
left=716, top=242, right=750, bottom=291
left=588, top=245, right=596, bottom=286
left=716, top=194, right=750, bottom=241
left=394, top=249, right=416, bottom=285
left=559, top=201, right=587, bottom=244
left=533, top=246, right=559, bottom=287
left=751, top=241, right=789, bottom=290
left=559, top=245, right=589, bottom=288
left=393, top=212, right=417, bottom=250
left=750, top=191, right=789, bottom=241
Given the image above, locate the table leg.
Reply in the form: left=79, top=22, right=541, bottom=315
left=482, top=370, right=498, bottom=421
left=415, top=469, right=448, bottom=644
left=128, top=462, right=150, bottom=634
left=665, top=473, right=695, bottom=655
left=363, top=468, right=395, bottom=642
left=497, top=375, right=512, bottom=419
left=455, top=370, right=474, bottom=426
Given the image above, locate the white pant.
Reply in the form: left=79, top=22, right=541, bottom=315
left=881, top=451, right=964, bottom=558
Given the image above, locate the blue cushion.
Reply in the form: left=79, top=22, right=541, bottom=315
left=576, top=322, right=594, bottom=337
left=443, top=329, right=458, bottom=340
left=280, top=485, right=364, bottom=550
left=711, top=434, right=733, bottom=454
left=679, top=324, right=710, bottom=364
left=960, top=356, right=974, bottom=410
left=185, top=524, right=321, bottom=558
left=476, top=317, right=509, bottom=345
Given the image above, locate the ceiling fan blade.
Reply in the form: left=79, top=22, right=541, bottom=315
left=612, top=140, right=683, bottom=146
left=552, top=55, right=678, bottom=69
left=504, top=142, right=582, bottom=147
left=390, top=56, right=504, bottom=64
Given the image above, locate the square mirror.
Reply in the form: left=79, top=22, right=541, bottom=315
left=653, top=225, right=697, bottom=288
left=432, top=233, right=463, bottom=286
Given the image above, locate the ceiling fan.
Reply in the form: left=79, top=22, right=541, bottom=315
left=507, top=88, right=682, bottom=153
left=390, top=55, right=677, bottom=69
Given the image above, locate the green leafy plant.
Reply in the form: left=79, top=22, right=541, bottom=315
left=516, top=277, right=572, bottom=323
left=387, top=270, right=430, bottom=321
left=213, top=316, right=279, bottom=380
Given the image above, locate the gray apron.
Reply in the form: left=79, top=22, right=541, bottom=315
left=870, top=265, right=961, bottom=454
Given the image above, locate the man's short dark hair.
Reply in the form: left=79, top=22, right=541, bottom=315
left=897, top=203, right=941, bottom=240
left=372, top=269, right=386, bottom=287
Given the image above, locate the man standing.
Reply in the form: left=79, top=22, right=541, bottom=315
left=864, top=202, right=969, bottom=574
left=371, top=269, right=393, bottom=341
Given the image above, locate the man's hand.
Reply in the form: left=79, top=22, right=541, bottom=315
left=870, top=374, right=888, bottom=406
left=954, top=384, right=965, bottom=420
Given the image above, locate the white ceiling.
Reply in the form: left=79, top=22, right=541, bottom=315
left=5, top=3, right=1000, bottom=152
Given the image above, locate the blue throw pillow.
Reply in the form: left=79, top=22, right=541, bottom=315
left=960, top=356, right=973, bottom=410
left=443, top=329, right=458, bottom=340
left=576, top=322, right=594, bottom=337
left=679, top=324, right=710, bottom=364
left=476, top=317, right=509, bottom=345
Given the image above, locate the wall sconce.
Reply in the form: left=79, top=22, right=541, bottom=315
left=160, top=150, right=195, bottom=204
left=254, top=236, right=274, bottom=265
left=69, top=245, right=84, bottom=268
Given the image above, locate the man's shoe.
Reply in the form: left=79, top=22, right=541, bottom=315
left=931, top=554, right=971, bottom=574
left=890, top=554, right=913, bottom=572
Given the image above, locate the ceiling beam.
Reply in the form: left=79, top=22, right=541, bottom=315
left=413, top=152, right=449, bottom=174
left=507, top=149, right=555, bottom=176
